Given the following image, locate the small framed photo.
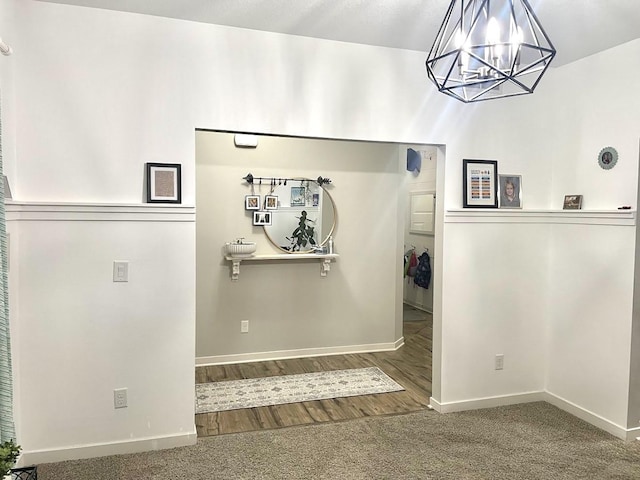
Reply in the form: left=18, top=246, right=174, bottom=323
left=245, top=195, right=260, bottom=210
left=253, top=211, right=272, bottom=226
left=312, top=193, right=319, bottom=207
left=598, top=146, right=618, bottom=170
left=146, top=163, right=181, bottom=203
left=463, top=159, right=498, bottom=208
left=265, top=195, right=278, bottom=210
left=498, top=174, right=522, bottom=209
left=563, top=195, right=583, bottom=210
left=291, top=186, right=306, bottom=206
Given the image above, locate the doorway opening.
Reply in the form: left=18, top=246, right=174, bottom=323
left=195, top=130, right=441, bottom=437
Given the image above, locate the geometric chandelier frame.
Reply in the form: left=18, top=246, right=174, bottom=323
left=426, top=0, right=556, bottom=103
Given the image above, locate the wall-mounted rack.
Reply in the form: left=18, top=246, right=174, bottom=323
left=242, top=173, right=332, bottom=186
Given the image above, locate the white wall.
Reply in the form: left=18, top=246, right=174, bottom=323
left=13, top=0, right=458, bottom=203
left=0, top=0, right=16, bottom=180
left=543, top=40, right=640, bottom=435
left=435, top=41, right=640, bottom=440
left=440, top=219, right=550, bottom=403
left=547, top=222, right=635, bottom=430
left=3, top=0, right=640, bottom=462
left=6, top=206, right=196, bottom=463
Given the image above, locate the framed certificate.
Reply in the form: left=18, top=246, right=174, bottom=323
left=463, top=159, right=498, bottom=208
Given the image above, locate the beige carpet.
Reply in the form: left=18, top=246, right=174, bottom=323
left=38, top=402, right=640, bottom=479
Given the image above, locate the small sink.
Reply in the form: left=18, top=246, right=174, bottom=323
left=225, top=242, right=256, bottom=258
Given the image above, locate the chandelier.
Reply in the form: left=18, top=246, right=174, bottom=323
left=425, top=0, right=556, bottom=103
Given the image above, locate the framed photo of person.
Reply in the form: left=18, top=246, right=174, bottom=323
left=462, top=159, right=498, bottom=208
left=563, top=195, right=583, bottom=210
left=498, top=174, right=522, bottom=209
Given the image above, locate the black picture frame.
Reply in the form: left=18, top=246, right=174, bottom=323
left=563, top=195, right=583, bottom=210
left=463, top=159, right=498, bottom=208
left=253, top=211, right=272, bottom=226
left=146, top=163, right=182, bottom=204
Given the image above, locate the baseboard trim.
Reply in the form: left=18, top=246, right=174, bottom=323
left=403, top=300, right=433, bottom=314
left=430, top=390, right=637, bottom=441
left=428, top=397, right=443, bottom=412
left=628, top=426, right=640, bottom=442
left=196, top=340, right=404, bottom=366
left=19, top=430, right=197, bottom=465
left=429, top=391, right=546, bottom=413
left=544, top=391, right=630, bottom=441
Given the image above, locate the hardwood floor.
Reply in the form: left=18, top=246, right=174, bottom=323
left=195, top=309, right=432, bottom=437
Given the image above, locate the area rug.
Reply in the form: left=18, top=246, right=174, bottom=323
left=195, top=367, right=404, bottom=414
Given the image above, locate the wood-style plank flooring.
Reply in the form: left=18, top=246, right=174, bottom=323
left=195, top=307, right=432, bottom=437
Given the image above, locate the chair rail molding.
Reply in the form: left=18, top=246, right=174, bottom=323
left=5, top=201, right=195, bottom=222
left=445, top=209, right=635, bottom=226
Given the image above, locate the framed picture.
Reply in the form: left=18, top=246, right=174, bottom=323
left=463, top=159, right=498, bottom=208
left=245, top=195, right=260, bottom=210
left=598, top=146, right=618, bottom=170
left=253, top=211, right=272, bottom=226
left=312, top=193, right=319, bottom=207
left=146, top=163, right=181, bottom=203
left=265, top=195, right=278, bottom=210
left=563, top=195, right=583, bottom=210
left=290, top=186, right=306, bottom=206
left=498, top=174, right=522, bottom=209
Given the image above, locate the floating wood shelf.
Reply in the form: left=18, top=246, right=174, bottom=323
left=224, top=253, right=339, bottom=281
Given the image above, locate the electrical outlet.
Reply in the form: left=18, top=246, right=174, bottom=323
left=495, top=354, right=504, bottom=370
left=241, top=320, right=249, bottom=333
left=114, top=388, right=128, bottom=408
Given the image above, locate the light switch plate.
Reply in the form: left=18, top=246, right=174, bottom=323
left=113, top=261, right=129, bottom=282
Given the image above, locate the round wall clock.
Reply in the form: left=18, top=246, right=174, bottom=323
left=598, top=146, right=618, bottom=170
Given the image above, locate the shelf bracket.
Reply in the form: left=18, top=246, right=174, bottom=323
left=231, top=259, right=241, bottom=281
left=321, top=258, right=331, bottom=277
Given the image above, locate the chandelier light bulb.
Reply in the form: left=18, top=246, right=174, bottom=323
left=486, top=17, right=500, bottom=45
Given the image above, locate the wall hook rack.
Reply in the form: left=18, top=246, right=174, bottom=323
left=242, top=173, right=332, bottom=186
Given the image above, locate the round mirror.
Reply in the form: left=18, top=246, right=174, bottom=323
left=263, top=178, right=336, bottom=253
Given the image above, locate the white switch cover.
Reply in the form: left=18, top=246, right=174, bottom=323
left=495, top=354, right=504, bottom=370
left=113, top=261, right=129, bottom=282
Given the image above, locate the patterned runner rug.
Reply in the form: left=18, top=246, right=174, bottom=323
left=195, top=367, right=404, bottom=414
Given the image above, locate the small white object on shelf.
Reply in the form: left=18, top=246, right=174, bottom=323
left=225, top=239, right=256, bottom=258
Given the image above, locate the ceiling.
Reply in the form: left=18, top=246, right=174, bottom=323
left=36, top=0, right=640, bottom=66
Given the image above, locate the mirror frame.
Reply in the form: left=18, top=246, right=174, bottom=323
left=263, top=179, right=337, bottom=254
